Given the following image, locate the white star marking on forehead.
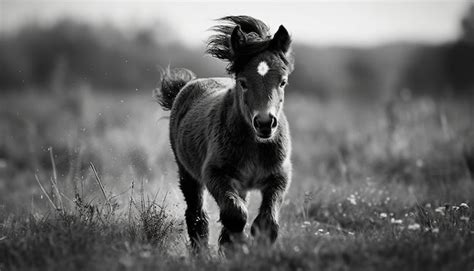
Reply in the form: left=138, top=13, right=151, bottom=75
left=257, top=61, right=269, bottom=76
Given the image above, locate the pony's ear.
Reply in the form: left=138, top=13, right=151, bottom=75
left=270, top=25, right=291, bottom=53
left=230, top=25, right=246, bottom=54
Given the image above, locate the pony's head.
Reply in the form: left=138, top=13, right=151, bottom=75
left=207, top=16, right=294, bottom=141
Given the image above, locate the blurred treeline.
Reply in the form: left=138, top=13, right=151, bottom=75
left=1, top=6, right=473, bottom=99
left=0, top=20, right=225, bottom=92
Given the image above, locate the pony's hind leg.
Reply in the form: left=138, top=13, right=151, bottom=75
left=178, top=165, right=209, bottom=252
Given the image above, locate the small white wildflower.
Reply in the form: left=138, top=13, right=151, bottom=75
left=416, top=159, right=424, bottom=168
left=303, top=221, right=311, bottom=225
left=460, top=203, right=469, bottom=209
left=139, top=251, right=151, bottom=258
left=460, top=216, right=470, bottom=222
left=432, top=228, right=439, bottom=233
left=380, top=213, right=388, bottom=218
left=390, top=218, right=403, bottom=224
left=314, top=229, right=327, bottom=236
left=347, top=194, right=357, bottom=205
left=452, top=206, right=460, bottom=211
left=435, top=206, right=446, bottom=215
left=407, top=223, right=421, bottom=230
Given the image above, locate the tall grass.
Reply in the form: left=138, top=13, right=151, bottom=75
left=0, top=88, right=473, bottom=270
left=0, top=151, right=183, bottom=270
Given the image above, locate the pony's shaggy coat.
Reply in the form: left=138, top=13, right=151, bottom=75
left=156, top=15, right=294, bottom=251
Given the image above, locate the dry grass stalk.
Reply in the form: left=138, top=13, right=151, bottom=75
left=89, top=162, right=112, bottom=212
left=34, top=174, right=58, bottom=211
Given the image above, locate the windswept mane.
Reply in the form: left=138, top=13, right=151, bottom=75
left=206, top=16, right=275, bottom=74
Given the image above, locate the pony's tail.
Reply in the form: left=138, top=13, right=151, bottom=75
left=154, top=67, right=196, bottom=111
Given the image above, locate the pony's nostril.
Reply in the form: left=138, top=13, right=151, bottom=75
left=270, top=116, right=277, bottom=128
left=253, top=116, right=260, bottom=129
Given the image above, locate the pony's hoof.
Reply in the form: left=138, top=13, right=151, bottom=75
left=218, top=231, right=249, bottom=257
left=189, top=242, right=211, bottom=257
left=231, top=231, right=248, bottom=244
left=251, top=215, right=279, bottom=244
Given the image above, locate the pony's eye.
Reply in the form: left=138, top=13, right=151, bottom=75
left=280, top=79, right=287, bottom=88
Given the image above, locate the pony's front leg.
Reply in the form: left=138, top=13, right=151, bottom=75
left=204, top=166, right=248, bottom=247
left=251, top=172, right=289, bottom=244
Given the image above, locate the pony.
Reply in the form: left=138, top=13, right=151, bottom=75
left=155, top=16, right=294, bottom=252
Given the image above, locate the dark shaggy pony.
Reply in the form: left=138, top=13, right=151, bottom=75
left=155, top=15, right=294, bottom=252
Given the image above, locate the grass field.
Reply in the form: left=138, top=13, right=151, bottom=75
left=0, top=87, right=473, bottom=270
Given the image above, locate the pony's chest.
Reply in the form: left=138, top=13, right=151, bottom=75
left=235, top=161, right=267, bottom=190
left=232, top=147, right=283, bottom=190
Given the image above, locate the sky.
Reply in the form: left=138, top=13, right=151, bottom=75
left=0, top=0, right=471, bottom=47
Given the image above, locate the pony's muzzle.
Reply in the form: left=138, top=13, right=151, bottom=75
left=252, top=113, right=277, bottom=139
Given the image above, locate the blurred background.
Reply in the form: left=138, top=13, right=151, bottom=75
left=1, top=0, right=473, bottom=220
